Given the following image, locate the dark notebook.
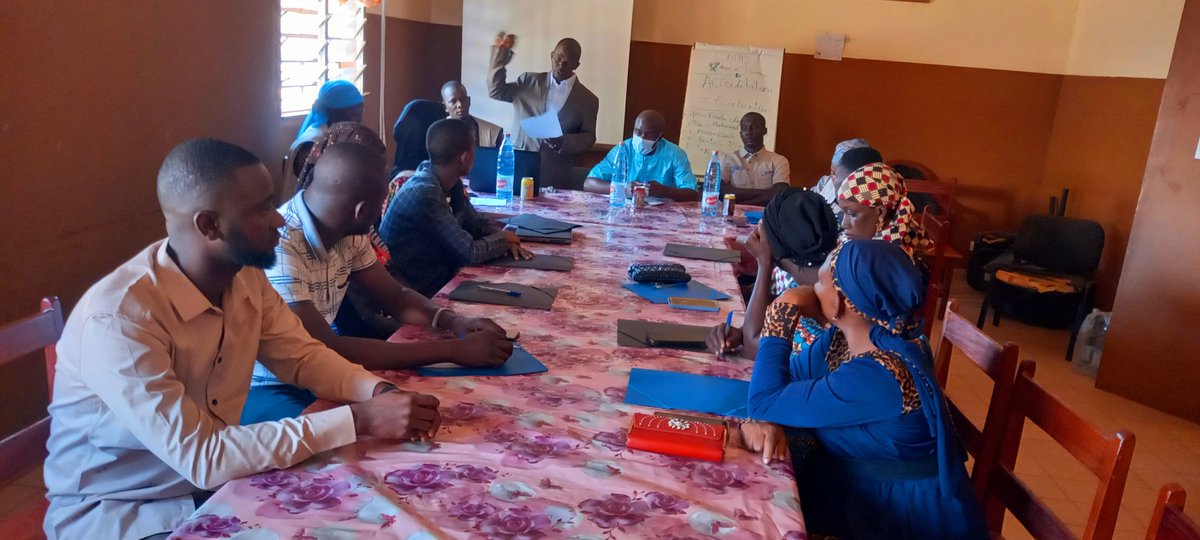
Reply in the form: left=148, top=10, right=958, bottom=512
left=480, top=254, right=575, bottom=272
left=498, top=214, right=582, bottom=234
left=448, top=280, right=559, bottom=310
left=617, top=319, right=711, bottom=350
left=663, top=243, right=741, bottom=263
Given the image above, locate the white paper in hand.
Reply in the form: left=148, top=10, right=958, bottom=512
left=520, top=111, right=564, bottom=139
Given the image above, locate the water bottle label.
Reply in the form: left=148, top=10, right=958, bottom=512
left=497, top=178, right=509, bottom=190
left=704, top=193, right=719, bottom=207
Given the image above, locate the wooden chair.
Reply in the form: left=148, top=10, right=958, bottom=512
left=0, top=297, right=63, bottom=535
left=1147, top=484, right=1200, bottom=540
left=887, top=159, right=941, bottom=181
left=931, top=299, right=1021, bottom=504
left=920, top=211, right=952, bottom=336
left=981, top=363, right=1135, bottom=539
left=906, top=177, right=958, bottom=218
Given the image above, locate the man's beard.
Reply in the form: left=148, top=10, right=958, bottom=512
left=226, top=228, right=277, bottom=269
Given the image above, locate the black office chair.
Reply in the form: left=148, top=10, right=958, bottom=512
left=976, top=214, right=1105, bottom=361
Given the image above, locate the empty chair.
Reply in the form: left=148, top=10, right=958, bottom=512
left=1146, top=484, right=1200, bottom=540
left=932, top=300, right=1021, bottom=505
left=0, top=297, right=63, bottom=535
left=976, top=214, right=1105, bottom=361
left=981, top=362, right=1135, bottom=539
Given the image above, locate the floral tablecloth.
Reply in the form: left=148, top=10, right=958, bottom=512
left=171, top=193, right=804, bottom=540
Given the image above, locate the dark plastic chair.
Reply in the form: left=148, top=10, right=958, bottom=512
left=976, top=214, right=1105, bottom=361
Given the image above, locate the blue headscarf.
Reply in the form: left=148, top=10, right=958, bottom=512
left=294, top=80, right=364, bottom=145
left=832, top=239, right=959, bottom=496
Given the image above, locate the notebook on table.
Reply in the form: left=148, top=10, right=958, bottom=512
left=499, top=214, right=582, bottom=245
left=623, top=281, right=732, bottom=304
left=663, top=243, right=741, bottom=263
left=624, top=367, right=750, bottom=418
left=616, top=319, right=711, bottom=350
left=479, top=253, right=575, bottom=272
left=447, top=280, right=559, bottom=310
left=417, top=344, right=547, bottom=377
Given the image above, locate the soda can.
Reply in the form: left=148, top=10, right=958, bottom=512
left=722, top=194, right=736, bottom=216
left=520, top=176, right=535, bottom=199
left=632, top=185, right=648, bottom=208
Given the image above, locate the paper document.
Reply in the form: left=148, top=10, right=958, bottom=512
left=520, top=111, right=564, bottom=139
left=815, top=33, right=845, bottom=61
left=471, top=197, right=508, bottom=207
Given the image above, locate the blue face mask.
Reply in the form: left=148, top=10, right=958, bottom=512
left=631, top=134, right=657, bottom=155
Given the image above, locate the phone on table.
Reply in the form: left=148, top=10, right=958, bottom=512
left=667, top=297, right=720, bottom=312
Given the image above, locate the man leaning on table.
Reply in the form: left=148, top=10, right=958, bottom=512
left=43, top=139, right=441, bottom=540
left=584, top=109, right=699, bottom=202
left=242, top=125, right=513, bottom=425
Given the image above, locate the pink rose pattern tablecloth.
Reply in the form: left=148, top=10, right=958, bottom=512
left=171, top=193, right=803, bottom=539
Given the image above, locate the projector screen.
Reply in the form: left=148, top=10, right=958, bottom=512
left=461, top=0, right=634, bottom=145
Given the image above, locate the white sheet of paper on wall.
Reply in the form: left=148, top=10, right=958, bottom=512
left=815, top=33, right=845, bottom=61
left=1194, top=136, right=1200, bottom=160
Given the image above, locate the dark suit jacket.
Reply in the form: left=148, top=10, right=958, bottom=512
left=487, top=46, right=599, bottom=189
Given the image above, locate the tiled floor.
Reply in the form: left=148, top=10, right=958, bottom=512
left=2, top=271, right=1199, bottom=539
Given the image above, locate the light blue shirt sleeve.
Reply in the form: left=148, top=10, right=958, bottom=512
left=587, top=144, right=621, bottom=181
left=667, top=146, right=696, bottom=190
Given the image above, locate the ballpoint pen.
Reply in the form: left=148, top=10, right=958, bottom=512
left=478, top=285, right=522, bottom=297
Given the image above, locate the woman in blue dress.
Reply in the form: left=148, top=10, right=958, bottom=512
left=743, top=240, right=987, bottom=539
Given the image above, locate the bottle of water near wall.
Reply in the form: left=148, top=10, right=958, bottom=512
left=496, top=134, right=515, bottom=202
left=700, top=151, right=722, bottom=217
left=609, top=142, right=630, bottom=207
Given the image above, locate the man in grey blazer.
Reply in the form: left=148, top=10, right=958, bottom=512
left=488, top=34, right=599, bottom=190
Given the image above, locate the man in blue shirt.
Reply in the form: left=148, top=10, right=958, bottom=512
left=584, top=110, right=698, bottom=201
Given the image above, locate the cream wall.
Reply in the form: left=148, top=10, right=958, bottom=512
left=1064, top=0, right=1185, bottom=77
left=380, top=0, right=1183, bottom=79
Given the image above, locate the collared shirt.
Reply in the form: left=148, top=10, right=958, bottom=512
left=252, top=192, right=378, bottom=387
left=378, top=162, right=509, bottom=297
left=545, top=73, right=576, bottom=112
left=464, top=115, right=505, bottom=148
left=43, top=240, right=385, bottom=539
left=813, top=174, right=846, bottom=223
left=587, top=138, right=697, bottom=190
left=722, top=147, right=791, bottom=189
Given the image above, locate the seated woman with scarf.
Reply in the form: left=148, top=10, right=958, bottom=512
left=290, top=80, right=365, bottom=178
left=837, top=161, right=933, bottom=259
left=742, top=240, right=986, bottom=539
left=707, top=189, right=839, bottom=358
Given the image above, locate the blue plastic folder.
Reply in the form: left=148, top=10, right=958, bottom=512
left=624, top=368, right=750, bottom=418
left=417, top=345, right=547, bottom=377
left=745, top=210, right=763, bottom=225
left=623, top=281, right=732, bottom=304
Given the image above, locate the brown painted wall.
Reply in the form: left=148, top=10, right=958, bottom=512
left=0, top=1, right=280, bottom=435
left=1098, top=0, right=1200, bottom=423
left=362, top=14, right=463, bottom=167
left=1041, top=76, right=1164, bottom=308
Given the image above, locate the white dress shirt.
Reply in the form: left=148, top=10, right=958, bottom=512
left=43, top=240, right=386, bottom=539
left=545, top=73, right=576, bottom=112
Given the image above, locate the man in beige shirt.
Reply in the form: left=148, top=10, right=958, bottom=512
left=43, top=139, right=440, bottom=539
left=721, top=112, right=791, bottom=205
left=441, top=80, right=504, bottom=148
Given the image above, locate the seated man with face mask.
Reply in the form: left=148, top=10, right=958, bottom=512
left=584, top=110, right=698, bottom=201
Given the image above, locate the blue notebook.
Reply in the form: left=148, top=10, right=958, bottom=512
left=745, top=210, right=763, bottom=225
left=417, top=345, right=548, bottom=377
left=623, top=281, right=732, bottom=304
left=624, top=368, right=750, bottom=418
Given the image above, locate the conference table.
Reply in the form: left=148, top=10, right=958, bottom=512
left=169, top=191, right=806, bottom=539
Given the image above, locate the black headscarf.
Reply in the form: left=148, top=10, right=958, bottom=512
left=392, top=99, right=447, bottom=175
left=763, top=188, right=839, bottom=268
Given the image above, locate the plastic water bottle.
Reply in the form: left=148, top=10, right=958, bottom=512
left=700, top=151, right=722, bottom=217
left=496, top=134, right=515, bottom=202
left=610, top=143, right=630, bottom=207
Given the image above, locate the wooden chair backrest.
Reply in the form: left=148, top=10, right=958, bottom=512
left=920, top=211, right=951, bottom=337
left=907, top=177, right=958, bottom=219
left=1147, top=484, right=1200, bottom=540
left=887, top=159, right=942, bottom=181
left=933, top=300, right=1020, bottom=499
left=984, top=363, right=1136, bottom=539
left=0, top=297, right=63, bottom=489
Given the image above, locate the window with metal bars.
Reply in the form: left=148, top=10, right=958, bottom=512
left=280, top=0, right=366, bottom=117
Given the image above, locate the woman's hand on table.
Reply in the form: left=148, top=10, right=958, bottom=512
left=738, top=421, right=789, bottom=464
left=707, top=324, right=743, bottom=358
left=350, top=389, right=441, bottom=441
left=453, top=330, right=513, bottom=367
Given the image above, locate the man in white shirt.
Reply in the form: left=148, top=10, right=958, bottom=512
left=812, top=138, right=871, bottom=223
left=488, top=34, right=599, bottom=189
left=43, top=139, right=440, bottom=539
left=721, top=112, right=792, bottom=205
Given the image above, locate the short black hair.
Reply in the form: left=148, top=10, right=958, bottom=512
left=741, top=111, right=765, bottom=125
left=555, top=38, right=582, bottom=61
left=157, top=138, right=261, bottom=209
left=838, top=146, right=883, bottom=172
left=426, top=118, right=473, bottom=165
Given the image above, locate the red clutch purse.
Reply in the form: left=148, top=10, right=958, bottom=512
left=626, top=412, right=727, bottom=462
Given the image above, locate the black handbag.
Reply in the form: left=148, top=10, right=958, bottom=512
left=627, top=262, right=691, bottom=284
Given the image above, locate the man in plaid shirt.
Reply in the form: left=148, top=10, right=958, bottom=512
left=379, top=119, right=531, bottom=297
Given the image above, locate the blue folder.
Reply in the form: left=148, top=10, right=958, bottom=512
left=623, top=281, right=732, bottom=304
left=417, top=344, right=548, bottom=377
left=745, top=210, right=763, bottom=225
left=624, top=367, right=749, bottom=418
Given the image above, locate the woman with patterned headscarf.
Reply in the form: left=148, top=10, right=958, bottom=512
left=837, top=161, right=933, bottom=259
left=744, top=240, right=987, bottom=539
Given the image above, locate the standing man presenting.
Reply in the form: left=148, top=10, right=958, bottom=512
left=488, top=33, right=599, bottom=190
